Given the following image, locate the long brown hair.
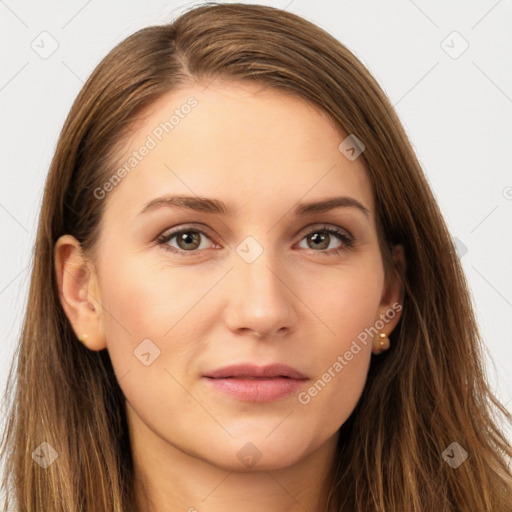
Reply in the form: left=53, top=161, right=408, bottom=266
left=1, top=3, right=511, bottom=510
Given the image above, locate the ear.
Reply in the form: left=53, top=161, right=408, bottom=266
left=54, top=235, right=107, bottom=351
left=373, top=244, right=405, bottom=353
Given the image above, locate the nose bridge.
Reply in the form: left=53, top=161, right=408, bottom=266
left=226, top=234, right=297, bottom=336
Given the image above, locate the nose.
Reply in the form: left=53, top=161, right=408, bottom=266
left=223, top=245, right=298, bottom=339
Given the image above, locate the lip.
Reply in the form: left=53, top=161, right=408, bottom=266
left=202, top=364, right=309, bottom=402
left=203, top=363, right=308, bottom=379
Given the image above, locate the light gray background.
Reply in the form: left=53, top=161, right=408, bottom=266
left=1, top=0, right=511, bottom=456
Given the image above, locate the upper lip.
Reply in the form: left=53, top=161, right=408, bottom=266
left=203, top=363, right=308, bottom=379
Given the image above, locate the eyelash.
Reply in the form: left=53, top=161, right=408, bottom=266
left=155, top=224, right=354, bottom=257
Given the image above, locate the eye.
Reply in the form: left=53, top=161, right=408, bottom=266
left=155, top=223, right=354, bottom=257
left=156, top=226, right=216, bottom=255
left=297, top=224, right=354, bottom=254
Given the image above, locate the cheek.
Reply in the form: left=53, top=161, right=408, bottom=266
left=297, top=296, right=375, bottom=433
left=299, top=347, right=371, bottom=424
left=98, top=251, right=206, bottom=338
left=296, top=262, right=383, bottom=421
left=306, top=259, right=384, bottom=347
left=95, top=255, right=207, bottom=423
left=95, top=251, right=223, bottom=387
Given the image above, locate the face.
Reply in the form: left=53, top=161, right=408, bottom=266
left=57, top=80, right=403, bottom=473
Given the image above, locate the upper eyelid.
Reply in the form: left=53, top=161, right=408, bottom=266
left=299, top=223, right=352, bottom=238
left=158, top=224, right=215, bottom=241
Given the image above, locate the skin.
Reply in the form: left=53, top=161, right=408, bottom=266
left=55, top=80, right=404, bottom=512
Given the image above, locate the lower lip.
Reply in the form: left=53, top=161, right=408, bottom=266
left=202, top=377, right=307, bottom=402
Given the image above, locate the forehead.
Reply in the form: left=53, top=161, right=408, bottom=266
left=103, top=80, right=374, bottom=220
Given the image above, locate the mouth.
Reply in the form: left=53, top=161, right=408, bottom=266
left=202, top=363, right=308, bottom=402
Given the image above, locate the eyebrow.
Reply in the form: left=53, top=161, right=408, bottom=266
left=139, top=195, right=371, bottom=219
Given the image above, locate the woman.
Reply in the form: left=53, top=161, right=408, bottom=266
left=1, top=3, right=511, bottom=511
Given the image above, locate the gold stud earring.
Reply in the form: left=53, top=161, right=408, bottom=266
left=372, top=332, right=390, bottom=355
left=78, top=333, right=88, bottom=343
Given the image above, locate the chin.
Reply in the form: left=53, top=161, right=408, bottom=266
left=200, top=436, right=315, bottom=473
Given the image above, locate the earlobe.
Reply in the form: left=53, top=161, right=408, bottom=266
left=54, top=235, right=107, bottom=351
